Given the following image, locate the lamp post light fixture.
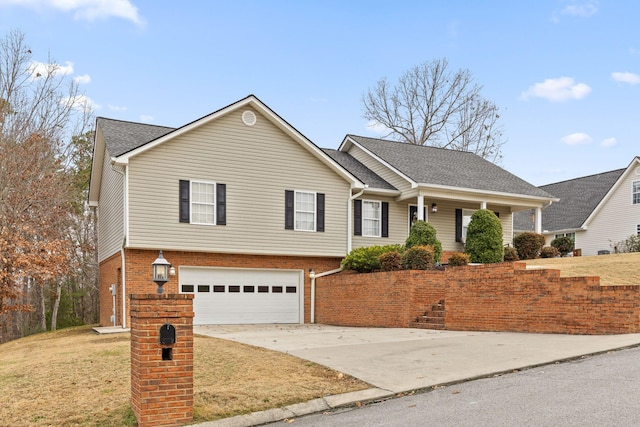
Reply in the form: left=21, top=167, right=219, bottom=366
left=152, top=250, right=173, bottom=294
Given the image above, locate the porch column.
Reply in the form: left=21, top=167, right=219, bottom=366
left=535, top=207, right=542, bottom=233
left=481, top=201, right=487, bottom=209
left=417, top=195, right=425, bottom=221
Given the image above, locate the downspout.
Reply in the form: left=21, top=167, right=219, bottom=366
left=347, top=187, right=366, bottom=253
left=309, top=267, right=342, bottom=324
left=111, top=161, right=128, bottom=329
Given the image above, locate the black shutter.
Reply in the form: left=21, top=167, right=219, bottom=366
left=316, top=193, right=325, bottom=232
left=285, top=190, right=294, bottom=230
left=216, top=183, right=226, bottom=225
left=455, top=208, right=462, bottom=242
left=179, top=180, right=190, bottom=223
left=381, top=202, right=389, bottom=238
left=354, top=199, right=362, bottom=236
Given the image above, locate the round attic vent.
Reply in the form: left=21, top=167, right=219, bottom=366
left=242, top=110, right=257, bottom=126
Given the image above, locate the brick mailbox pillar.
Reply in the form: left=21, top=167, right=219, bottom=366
left=130, top=294, right=194, bottom=427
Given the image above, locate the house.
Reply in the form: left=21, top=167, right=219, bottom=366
left=89, top=95, right=556, bottom=328
left=514, top=157, right=640, bottom=256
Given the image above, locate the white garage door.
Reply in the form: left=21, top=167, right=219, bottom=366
left=179, top=267, right=303, bottom=325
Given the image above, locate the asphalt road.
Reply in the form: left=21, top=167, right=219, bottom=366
left=266, top=346, right=640, bottom=427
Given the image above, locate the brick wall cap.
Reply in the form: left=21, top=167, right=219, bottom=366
left=131, top=294, right=194, bottom=300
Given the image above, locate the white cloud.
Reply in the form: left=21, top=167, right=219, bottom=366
left=73, top=73, right=91, bottom=84
left=28, top=60, right=74, bottom=78
left=601, top=137, right=617, bottom=147
left=520, top=77, right=591, bottom=102
left=139, top=114, right=154, bottom=123
left=366, top=120, right=389, bottom=135
left=561, top=1, right=598, bottom=17
left=0, top=0, right=144, bottom=26
left=611, top=71, right=640, bottom=85
left=561, top=132, right=592, bottom=145
left=63, top=94, right=100, bottom=112
left=108, top=104, right=127, bottom=111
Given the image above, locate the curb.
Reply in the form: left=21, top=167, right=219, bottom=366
left=189, top=388, right=393, bottom=427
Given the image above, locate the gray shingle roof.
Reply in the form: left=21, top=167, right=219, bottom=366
left=97, top=117, right=175, bottom=157
left=537, top=168, right=625, bottom=231
left=347, top=135, right=553, bottom=198
left=321, top=148, right=397, bottom=191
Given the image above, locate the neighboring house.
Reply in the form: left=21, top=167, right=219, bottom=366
left=89, top=95, right=556, bottom=328
left=514, top=157, right=640, bottom=256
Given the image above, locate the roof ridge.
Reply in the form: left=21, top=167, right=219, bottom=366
left=97, top=116, right=175, bottom=129
left=541, top=168, right=626, bottom=188
left=347, top=134, right=478, bottom=155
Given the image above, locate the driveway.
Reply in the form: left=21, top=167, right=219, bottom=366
left=194, top=324, right=640, bottom=394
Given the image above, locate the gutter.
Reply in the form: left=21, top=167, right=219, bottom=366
left=347, top=186, right=367, bottom=253
left=308, top=267, right=343, bottom=324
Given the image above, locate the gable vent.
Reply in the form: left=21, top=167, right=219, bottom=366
left=242, top=110, right=257, bottom=126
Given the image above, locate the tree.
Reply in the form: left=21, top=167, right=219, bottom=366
left=465, top=209, right=504, bottom=263
left=550, top=236, right=574, bottom=257
left=0, top=30, right=88, bottom=341
left=362, top=58, right=506, bottom=163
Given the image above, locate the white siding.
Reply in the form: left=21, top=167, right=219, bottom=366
left=573, top=168, right=640, bottom=256
left=127, top=107, right=351, bottom=256
left=97, top=140, right=125, bottom=263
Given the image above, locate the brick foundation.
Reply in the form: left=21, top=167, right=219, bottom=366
left=99, top=249, right=341, bottom=326
left=316, top=262, right=640, bottom=334
left=130, top=294, right=194, bottom=427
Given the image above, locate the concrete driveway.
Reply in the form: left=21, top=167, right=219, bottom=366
left=194, top=324, right=640, bottom=394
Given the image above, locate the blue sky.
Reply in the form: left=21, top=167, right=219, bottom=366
left=0, top=0, right=638, bottom=186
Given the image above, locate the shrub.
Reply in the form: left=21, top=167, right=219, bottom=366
left=540, top=246, right=559, bottom=258
left=551, top=236, right=574, bottom=257
left=613, top=235, right=640, bottom=253
left=379, top=251, right=403, bottom=271
left=447, top=252, right=469, bottom=267
left=464, top=209, right=504, bottom=263
left=405, top=220, right=442, bottom=262
left=341, top=244, right=403, bottom=273
left=513, top=232, right=545, bottom=260
left=401, top=245, right=434, bottom=270
left=503, top=246, right=519, bottom=262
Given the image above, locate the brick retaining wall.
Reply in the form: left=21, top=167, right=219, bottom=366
left=316, top=262, right=640, bottom=334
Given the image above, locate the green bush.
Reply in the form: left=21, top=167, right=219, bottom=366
left=401, top=245, right=434, bottom=270
left=341, top=244, right=404, bottom=273
left=447, top=252, right=469, bottom=267
left=379, top=251, right=403, bottom=271
left=464, top=209, right=504, bottom=263
left=405, top=220, right=442, bottom=263
left=513, top=232, right=546, bottom=260
left=503, top=246, right=519, bottom=262
left=540, top=246, right=559, bottom=258
left=551, top=236, right=574, bottom=257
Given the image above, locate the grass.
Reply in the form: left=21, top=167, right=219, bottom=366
left=0, top=326, right=369, bottom=426
left=523, top=252, right=640, bottom=285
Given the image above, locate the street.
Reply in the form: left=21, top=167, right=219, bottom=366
left=267, top=346, right=640, bottom=426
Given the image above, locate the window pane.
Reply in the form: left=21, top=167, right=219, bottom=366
left=295, top=191, right=315, bottom=231
left=191, top=181, right=215, bottom=224
left=362, top=201, right=381, bottom=236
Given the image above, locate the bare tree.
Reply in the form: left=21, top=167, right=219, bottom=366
left=362, top=58, right=506, bottom=163
left=0, top=30, right=85, bottom=340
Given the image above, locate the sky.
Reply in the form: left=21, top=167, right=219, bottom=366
left=0, top=0, right=638, bottom=186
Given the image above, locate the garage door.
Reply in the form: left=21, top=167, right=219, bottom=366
left=179, top=267, right=303, bottom=325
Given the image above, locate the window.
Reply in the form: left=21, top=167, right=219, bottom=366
left=363, top=201, right=381, bottom=237
left=191, top=181, right=215, bottom=225
left=461, top=209, right=475, bottom=243
left=555, top=232, right=575, bottom=241
left=354, top=199, right=389, bottom=238
left=295, top=191, right=316, bottom=231
left=634, top=181, right=640, bottom=204
left=179, top=179, right=226, bottom=225
left=284, top=190, right=325, bottom=232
